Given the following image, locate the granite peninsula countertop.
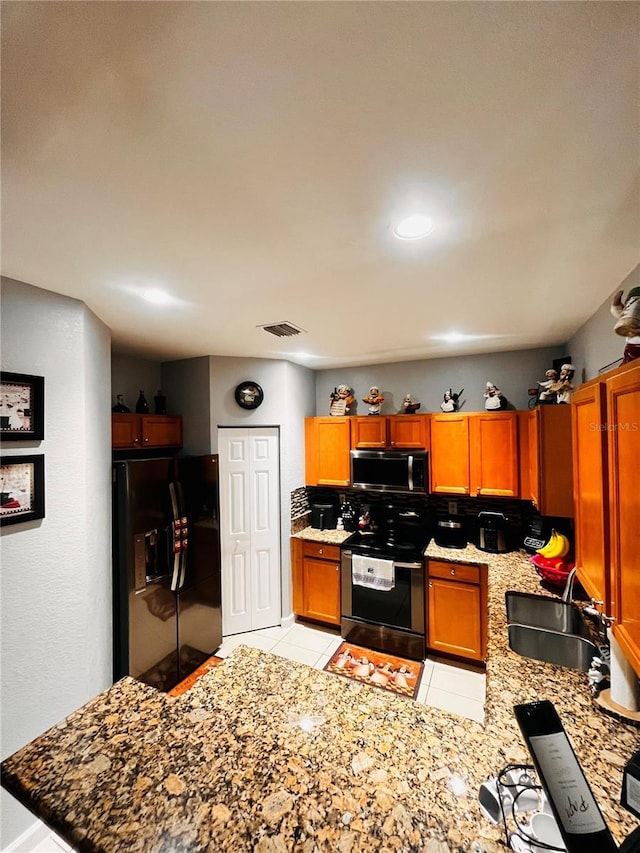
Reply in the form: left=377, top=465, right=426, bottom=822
left=3, top=544, right=639, bottom=852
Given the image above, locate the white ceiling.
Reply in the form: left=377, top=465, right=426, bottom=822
left=1, top=2, right=638, bottom=369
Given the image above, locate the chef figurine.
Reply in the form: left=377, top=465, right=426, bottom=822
left=401, top=394, right=421, bottom=414
left=440, top=388, right=463, bottom=412
left=549, top=363, right=575, bottom=404
left=362, top=386, right=384, bottom=415
left=329, top=384, right=354, bottom=416
left=537, top=368, right=559, bottom=403
left=484, top=381, right=505, bottom=410
left=611, top=287, right=640, bottom=363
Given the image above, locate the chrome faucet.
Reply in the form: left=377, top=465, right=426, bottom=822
left=561, top=566, right=578, bottom=603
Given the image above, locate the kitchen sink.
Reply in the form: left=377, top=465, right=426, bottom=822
left=505, top=591, right=597, bottom=671
left=507, top=623, right=598, bottom=671
left=505, top=591, right=591, bottom=638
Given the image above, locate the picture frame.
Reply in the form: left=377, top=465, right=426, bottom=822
left=0, top=372, right=45, bottom=440
left=0, top=454, right=45, bottom=527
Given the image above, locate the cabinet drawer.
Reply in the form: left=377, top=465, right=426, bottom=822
left=302, top=541, right=340, bottom=561
left=428, top=560, right=481, bottom=584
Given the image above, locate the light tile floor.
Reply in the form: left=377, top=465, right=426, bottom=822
left=29, top=622, right=485, bottom=852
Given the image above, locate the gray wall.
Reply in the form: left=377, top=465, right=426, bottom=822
left=110, top=353, right=162, bottom=414
left=162, top=356, right=212, bottom=455
left=568, top=264, right=640, bottom=385
left=1, top=278, right=112, bottom=848
left=315, top=345, right=566, bottom=416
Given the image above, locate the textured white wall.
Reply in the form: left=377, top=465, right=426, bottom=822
left=161, top=356, right=212, bottom=455
left=0, top=278, right=112, bottom=848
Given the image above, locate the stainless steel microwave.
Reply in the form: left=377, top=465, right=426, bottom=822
left=350, top=449, right=428, bottom=494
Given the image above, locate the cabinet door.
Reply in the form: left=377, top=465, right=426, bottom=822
left=429, top=415, right=470, bottom=494
left=305, top=418, right=351, bottom=487
left=389, top=415, right=428, bottom=449
left=571, top=380, right=611, bottom=612
left=351, top=417, right=387, bottom=448
left=141, top=416, right=183, bottom=448
left=302, top=556, right=341, bottom=625
left=470, top=412, right=519, bottom=497
left=427, top=579, right=483, bottom=661
left=525, top=406, right=573, bottom=517
left=291, top=538, right=305, bottom=617
left=607, top=363, right=640, bottom=675
left=112, top=414, right=141, bottom=448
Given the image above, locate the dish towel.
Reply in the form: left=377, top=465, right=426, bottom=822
left=352, top=555, right=395, bottom=591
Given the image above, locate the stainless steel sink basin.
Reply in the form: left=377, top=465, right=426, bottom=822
left=505, top=591, right=591, bottom=638
left=507, top=623, right=598, bottom=671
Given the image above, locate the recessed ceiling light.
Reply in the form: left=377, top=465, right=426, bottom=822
left=393, top=215, right=434, bottom=240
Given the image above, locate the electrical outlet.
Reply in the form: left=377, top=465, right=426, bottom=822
left=448, top=500, right=458, bottom=515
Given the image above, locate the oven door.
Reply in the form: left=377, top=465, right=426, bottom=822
left=340, top=549, right=425, bottom=660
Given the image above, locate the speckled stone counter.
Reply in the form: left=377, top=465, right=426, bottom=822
left=3, top=546, right=639, bottom=852
left=291, top=526, right=353, bottom=545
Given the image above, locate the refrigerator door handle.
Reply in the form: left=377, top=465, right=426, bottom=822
left=169, top=482, right=183, bottom=592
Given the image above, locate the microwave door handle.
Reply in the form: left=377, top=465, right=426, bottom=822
left=408, top=455, right=414, bottom=491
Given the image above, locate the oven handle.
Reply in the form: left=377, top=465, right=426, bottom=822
left=343, top=551, right=423, bottom=571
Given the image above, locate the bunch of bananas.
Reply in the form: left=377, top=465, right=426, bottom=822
left=536, top=529, right=570, bottom=559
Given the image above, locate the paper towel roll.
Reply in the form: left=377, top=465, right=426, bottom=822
left=608, top=628, right=639, bottom=712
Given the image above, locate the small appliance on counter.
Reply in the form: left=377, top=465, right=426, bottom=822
left=477, top=511, right=512, bottom=553
left=311, top=502, right=336, bottom=530
left=434, top=516, right=467, bottom=549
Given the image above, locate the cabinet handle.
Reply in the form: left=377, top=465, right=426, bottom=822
left=428, top=581, right=433, bottom=588
left=133, top=438, right=140, bottom=444
left=144, top=437, right=149, bottom=443
left=336, top=565, right=339, bottom=572
left=450, top=568, right=456, bottom=576
left=318, top=548, right=323, bottom=555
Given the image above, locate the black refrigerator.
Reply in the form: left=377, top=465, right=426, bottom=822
left=112, top=455, right=222, bottom=692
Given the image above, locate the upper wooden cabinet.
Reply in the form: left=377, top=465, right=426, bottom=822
left=112, top=414, right=183, bottom=450
left=519, top=405, right=573, bottom=517
left=351, top=415, right=429, bottom=450
left=430, top=412, right=519, bottom=498
left=606, top=361, right=640, bottom=675
left=305, top=417, right=351, bottom=487
left=571, top=378, right=611, bottom=611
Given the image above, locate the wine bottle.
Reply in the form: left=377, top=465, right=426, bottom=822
left=111, top=394, right=130, bottom=413
left=513, top=700, right=619, bottom=852
left=135, top=390, right=149, bottom=414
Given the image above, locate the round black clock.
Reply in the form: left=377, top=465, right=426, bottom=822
left=234, top=381, right=264, bottom=410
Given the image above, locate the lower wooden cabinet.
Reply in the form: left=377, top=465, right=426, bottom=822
left=291, top=538, right=341, bottom=627
left=426, top=559, right=488, bottom=663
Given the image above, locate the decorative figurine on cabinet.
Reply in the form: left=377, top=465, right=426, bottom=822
left=483, top=381, right=506, bottom=410
left=610, top=287, right=640, bottom=363
left=536, top=369, right=559, bottom=403
left=329, top=384, right=354, bottom=416
left=440, top=388, right=463, bottom=412
left=400, top=394, right=421, bottom=414
left=362, top=386, right=384, bottom=415
left=549, top=363, right=575, bottom=404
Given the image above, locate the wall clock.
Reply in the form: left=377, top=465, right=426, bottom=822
left=234, top=381, right=264, bottom=410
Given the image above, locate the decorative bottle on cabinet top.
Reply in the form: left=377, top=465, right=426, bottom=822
left=154, top=389, right=167, bottom=415
left=135, top=390, right=149, bottom=414
left=112, top=394, right=130, bottom=413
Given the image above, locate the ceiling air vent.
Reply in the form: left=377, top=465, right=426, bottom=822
left=258, top=321, right=306, bottom=338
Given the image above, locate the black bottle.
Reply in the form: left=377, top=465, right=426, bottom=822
left=514, top=700, right=618, bottom=853
left=111, top=394, right=130, bottom=413
left=154, top=389, right=167, bottom=415
left=135, top=390, right=149, bottom=414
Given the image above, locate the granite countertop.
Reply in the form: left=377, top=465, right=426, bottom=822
left=3, top=546, right=639, bottom=852
left=291, top=526, right=353, bottom=545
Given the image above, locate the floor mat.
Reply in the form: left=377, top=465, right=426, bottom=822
left=323, top=642, right=424, bottom=700
left=167, top=655, right=223, bottom=696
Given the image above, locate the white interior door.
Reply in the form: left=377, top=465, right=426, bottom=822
left=219, top=427, right=281, bottom=635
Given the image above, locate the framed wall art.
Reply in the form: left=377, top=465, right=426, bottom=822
left=0, top=372, right=44, bottom=440
left=0, top=454, right=45, bottom=527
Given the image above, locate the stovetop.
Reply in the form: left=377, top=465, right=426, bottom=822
left=342, top=530, right=431, bottom=562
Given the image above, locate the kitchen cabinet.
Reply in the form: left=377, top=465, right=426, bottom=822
left=111, top=414, right=183, bottom=450
left=426, top=559, right=488, bottom=662
left=571, top=360, right=640, bottom=676
left=429, top=412, right=519, bottom=497
left=351, top=415, right=429, bottom=449
left=304, top=417, right=351, bottom=487
left=571, top=378, right=611, bottom=612
left=519, top=405, right=573, bottom=517
left=291, top=538, right=341, bottom=627
left=606, top=361, right=640, bottom=675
